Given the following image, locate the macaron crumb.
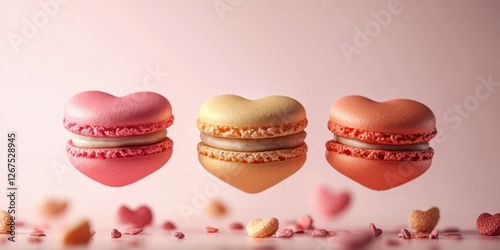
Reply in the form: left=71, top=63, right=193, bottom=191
left=311, top=229, right=330, bottom=237
left=172, top=232, right=185, bottom=239
left=123, top=228, right=143, bottom=235
left=29, top=231, right=46, bottom=237
left=111, top=229, right=122, bottom=238
left=275, top=228, right=294, bottom=238
left=206, top=226, right=219, bottom=233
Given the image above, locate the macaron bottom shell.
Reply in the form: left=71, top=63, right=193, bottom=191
left=67, top=141, right=173, bottom=187
left=325, top=151, right=430, bottom=191
left=198, top=154, right=306, bottom=194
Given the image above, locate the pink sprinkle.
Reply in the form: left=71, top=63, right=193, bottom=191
left=124, top=228, right=143, bottom=235
left=206, top=226, right=219, bottom=233
left=369, top=223, right=383, bottom=237
left=29, top=231, right=46, bottom=237
left=312, top=229, right=330, bottom=237
left=111, top=229, right=122, bottom=238
left=172, top=232, right=185, bottom=239
left=386, top=238, right=400, bottom=246
left=429, top=229, right=439, bottom=239
left=297, top=214, right=314, bottom=230
left=229, top=222, right=244, bottom=230
left=276, top=228, right=294, bottom=238
left=162, top=221, right=176, bottom=230
left=90, top=230, right=96, bottom=237
left=398, top=229, right=411, bottom=239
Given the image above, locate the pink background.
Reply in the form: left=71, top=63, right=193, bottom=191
left=1, top=0, right=499, bottom=231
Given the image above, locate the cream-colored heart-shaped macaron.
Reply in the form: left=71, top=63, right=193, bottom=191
left=246, top=217, right=279, bottom=238
left=408, top=207, right=440, bottom=232
left=197, top=95, right=308, bottom=193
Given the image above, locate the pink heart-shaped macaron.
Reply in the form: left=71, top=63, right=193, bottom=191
left=314, top=185, right=351, bottom=219
left=117, top=205, right=153, bottom=228
left=64, top=91, right=174, bottom=187
left=476, top=213, right=500, bottom=236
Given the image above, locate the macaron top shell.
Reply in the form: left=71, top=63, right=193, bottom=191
left=197, top=95, right=307, bottom=138
left=64, top=91, right=173, bottom=137
left=329, top=96, right=436, bottom=135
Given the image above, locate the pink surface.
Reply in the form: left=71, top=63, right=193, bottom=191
left=64, top=91, right=173, bottom=136
left=1, top=1, right=500, bottom=249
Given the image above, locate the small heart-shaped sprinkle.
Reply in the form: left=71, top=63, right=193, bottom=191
left=408, top=207, right=440, bottom=232
left=172, top=232, right=185, bottom=239
left=429, top=229, right=439, bottom=239
left=118, top=205, right=153, bottom=228
left=206, top=226, right=219, bottom=233
left=398, top=228, right=411, bottom=239
left=110, top=229, right=122, bottom=238
left=476, top=212, right=500, bottom=236
left=297, top=214, right=314, bottom=230
left=368, top=223, right=383, bottom=237
left=58, top=219, right=92, bottom=246
left=0, top=211, right=12, bottom=234
left=246, top=217, right=279, bottom=238
left=229, top=222, right=244, bottom=230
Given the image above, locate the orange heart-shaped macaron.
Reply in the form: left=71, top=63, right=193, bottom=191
left=408, top=207, right=440, bottom=232
left=197, top=95, right=308, bottom=193
left=246, top=217, right=279, bottom=238
left=326, top=96, right=437, bottom=190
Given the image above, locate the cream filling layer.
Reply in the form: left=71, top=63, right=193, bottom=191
left=201, top=131, right=306, bottom=152
left=71, top=130, right=167, bottom=148
left=333, top=134, right=429, bottom=151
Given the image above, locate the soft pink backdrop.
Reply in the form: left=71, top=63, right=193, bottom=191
left=1, top=0, right=499, bottom=230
